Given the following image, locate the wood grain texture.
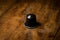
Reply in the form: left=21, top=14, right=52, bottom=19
left=0, top=0, right=60, bottom=40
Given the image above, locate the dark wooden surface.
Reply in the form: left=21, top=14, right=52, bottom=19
left=0, top=0, right=60, bottom=40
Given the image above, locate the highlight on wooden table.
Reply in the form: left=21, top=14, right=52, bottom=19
left=0, top=0, right=60, bottom=40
